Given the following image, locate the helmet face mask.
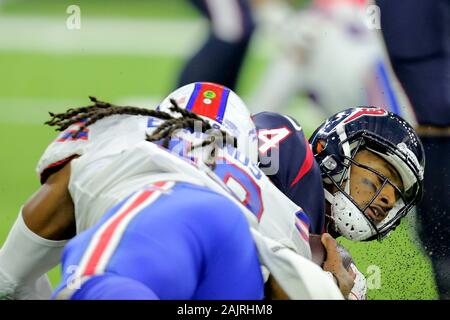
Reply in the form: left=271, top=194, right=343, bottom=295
left=323, top=140, right=411, bottom=241
left=310, top=107, right=425, bottom=241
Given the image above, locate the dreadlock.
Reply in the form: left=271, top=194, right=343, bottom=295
left=45, top=96, right=237, bottom=168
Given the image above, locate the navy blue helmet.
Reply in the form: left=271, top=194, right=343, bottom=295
left=309, top=107, right=425, bottom=241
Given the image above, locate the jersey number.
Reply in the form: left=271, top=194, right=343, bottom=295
left=214, top=162, right=264, bottom=220
left=258, top=127, right=291, bottom=154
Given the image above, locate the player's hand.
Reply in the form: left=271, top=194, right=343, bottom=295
left=348, top=263, right=368, bottom=300
left=321, top=233, right=356, bottom=298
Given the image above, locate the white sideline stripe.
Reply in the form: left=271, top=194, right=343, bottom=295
left=0, top=96, right=160, bottom=125
left=0, top=15, right=206, bottom=57
left=0, top=15, right=276, bottom=58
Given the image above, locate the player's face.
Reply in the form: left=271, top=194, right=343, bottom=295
left=349, top=150, right=404, bottom=225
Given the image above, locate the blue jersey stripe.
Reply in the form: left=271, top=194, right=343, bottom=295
left=377, top=60, right=400, bottom=115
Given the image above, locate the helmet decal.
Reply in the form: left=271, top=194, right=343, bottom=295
left=185, top=82, right=230, bottom=124
left=343, top=107, right=387, bottom=124
left=157, top=82, right=258, bottom=164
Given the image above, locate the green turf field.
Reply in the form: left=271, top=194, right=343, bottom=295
left=0, top=0, right=438, bottom=299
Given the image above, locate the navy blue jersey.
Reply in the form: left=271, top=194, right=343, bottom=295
left=187, top=0, right=254, bottom=38
left=253, top=112, right=325, bottom=234
left=177, top=0, right=255, bottom=90
left=377, top=0, right=450, bottom=126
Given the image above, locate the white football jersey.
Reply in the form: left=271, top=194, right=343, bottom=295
left=36, top=114, right=312, bottom=258
left=37, top=115, right=156, bottom=232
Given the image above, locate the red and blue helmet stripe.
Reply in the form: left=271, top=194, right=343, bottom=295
left=185, top=82, right=230, bottom=124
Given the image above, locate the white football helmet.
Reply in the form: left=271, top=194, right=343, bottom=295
left=157, top=82, right=258, bottom=164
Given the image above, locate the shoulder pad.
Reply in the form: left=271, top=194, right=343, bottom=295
left=37, top=121, right=90, bottom=183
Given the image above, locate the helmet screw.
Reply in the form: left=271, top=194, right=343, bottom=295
left=323, top=155, right=337, bottom=171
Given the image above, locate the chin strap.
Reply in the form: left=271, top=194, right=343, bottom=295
left=323, top=124, right=356, bottom=238
left=324, top=188, right=334, bottom=203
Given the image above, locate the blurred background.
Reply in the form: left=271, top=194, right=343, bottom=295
left=0, top=0, right=438, bottom=299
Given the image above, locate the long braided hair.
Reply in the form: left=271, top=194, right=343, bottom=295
left=45, top=96, right=237, bottom=168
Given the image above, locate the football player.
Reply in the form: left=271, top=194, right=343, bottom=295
left=0, top=82, right=345, bottom=300
left=177, top=0, right=255, bottom=90
left=250, top=0, right=417, bottom=125
left=254, top=107, right=425, bottom=299
left=256, top=108, right=424, bottom=241
left=0, top=86, right=424, bottom=300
